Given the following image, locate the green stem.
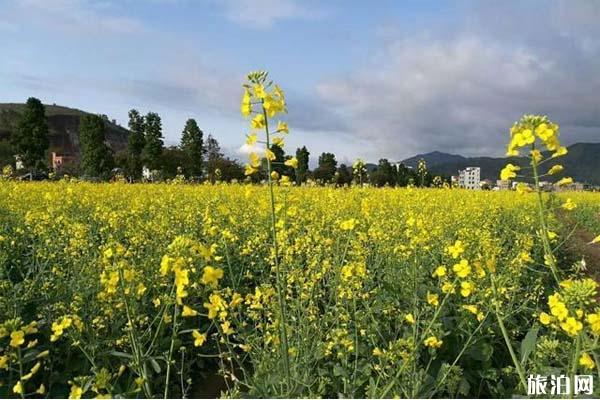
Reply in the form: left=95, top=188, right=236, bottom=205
left=164, top=302, right=179, bottom=399
left=490, top=274, right=527, bottom=392
left=262, top=104, right=291, bottom=392
left=17, top=347, right=25, bottom=399
left=430, top=312, right=489, bottom=398
left=118, top=269, right=152, bottom=398
left=530, top=143, right=560, bottom=284
left=379, top=278, right=455, bottom=398
left=569, top=334, right=581, bottom=395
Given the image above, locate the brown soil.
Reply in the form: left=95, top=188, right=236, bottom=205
left=561, top=211, right=600, bottom=282
left=567, top=227, right=600, bottom=278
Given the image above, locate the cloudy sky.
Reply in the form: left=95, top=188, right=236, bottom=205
left=1, top=0, right=599, bottom=164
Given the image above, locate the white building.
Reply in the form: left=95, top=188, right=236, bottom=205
left=14, top=155, right=24, bottom=171
left=458, top=167, right=481, bottom=190
left=496, top=180, right=510, bottom=190
left=392, top=162, right=412, bottom=170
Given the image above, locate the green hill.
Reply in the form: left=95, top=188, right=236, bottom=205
left=0, top=103, right=129, bottom=166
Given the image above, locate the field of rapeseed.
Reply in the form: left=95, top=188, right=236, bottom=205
left=1, top=182, right=599, bottom=398
left=1, top=72, right=600, bottom=398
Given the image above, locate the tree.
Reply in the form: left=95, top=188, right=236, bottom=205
left=396, top=163, right=412, bottom=187
left=0, top=140, right=14, bottom=169
left=204, top=134, right=223, bottom=183
left=312, top=152, right=337, bottom=183
left=127, top=109, right=145, bottom=180
left=180, top=118, right=204, bottom=178
left=283, top=155, right=297, bottom=182
left=214, top=157, right=245, bottom=182
left=11, top=97, right=49, bottom=175
left=370, top=159, right=396, bottom=187
left=295, top=146, right=310, bottom=184
left=270, top=144, right=286, bottom=175
left=160, top=146, right=188, bottom=179
left=335, top=164, right=352, bottom=186
left=142, top=112, right=163, bottom=171
left=79, top=114, right=113, bottom=178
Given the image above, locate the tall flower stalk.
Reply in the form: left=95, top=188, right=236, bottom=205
left=501, top=115, right=570, bottom=284
left=240, top=71, right=297, bottom=391
left=498, top=114, right=575, bottom=392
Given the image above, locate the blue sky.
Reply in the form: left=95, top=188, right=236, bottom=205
left=1, top=0, right=599, bottom=165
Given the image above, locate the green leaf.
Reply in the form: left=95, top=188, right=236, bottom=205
left=333, top=364, right=347, bottom=377
left=520, top=325, right=539, bottom=365
left=469, top=342, right=493, bottom=362
left=110, top=351, right=133, bottom=359
left=149, top=358, right=161, bottom=374
left=458, top=378, right=471, bottom=397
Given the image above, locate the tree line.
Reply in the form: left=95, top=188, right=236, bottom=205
left=4, top=97, right=448, bottom=187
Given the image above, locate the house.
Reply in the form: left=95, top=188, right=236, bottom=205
left=496, top=180, right=510, bottom=190
left=458, top=167, right=481, bottom=190
left=52, top=152, right=76, bottom=172
left=14, top=155, right=24, bottom=170
left=555, top=182, right=585, bottom=192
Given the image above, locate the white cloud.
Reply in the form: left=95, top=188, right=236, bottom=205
left=215, top=0, right=321, bottom=28
left=316, top=33, right=600, bottom=160
left=237, top=143, right=264, bottom=155
left=0, top=0, right=144, bottom=35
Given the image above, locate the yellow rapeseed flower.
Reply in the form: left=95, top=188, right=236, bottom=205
left=277, top=121, right=289, bottom=134
left=340, top=219, right=357, bottom=231
left=246, top=133, right=257, bottom=145
left=460, top=281, right=474, bottom=297
left=251, top=114, right=266, bottom=130
left=241, top=89, right=252, bottom=117
left=265, top=148, right=276, bottom=161
left=192, top=330, right=207, bottom=347
left=548, top=165, right=563, bottom=175
left=500, top=164, right=520, bottom=181
left=13, top=381, right=23, bottom=394
left=562, top=198, right=576, bottom=211
left=539, top=312, right=552, bottom=325
left=69, top=384, right=83, bottom=399
left=579, top=353, right=595, bottom=370
left=560, top=317, right=582, bottom=336
left=284, top=157, right=298, bottom=169
left=447, top=240, right=464, bottom=258
left=453, top=259, right=471, bottom=278
left=427, top=292, right=439, bottom=307
left=432, top=265, right=446, bottom=278
left=423, top=336, right=443, bottom=349
left=220, top=320, right=234, bottom=335
left=10, top=330, right=25, bottom=347
left=201, top=266, right=224, bottom=288
left=441, top=281, right=455, bottom=294
left=557, top=177, right=573, bottom=186
left=36, top=384, right=46, bottom=395
left=182, top=305, right=198, bottom=317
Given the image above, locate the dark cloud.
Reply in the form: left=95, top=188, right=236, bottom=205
left=311, top=1, right=600, bottom=160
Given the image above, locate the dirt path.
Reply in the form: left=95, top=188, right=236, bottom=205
left=562, top=216, right=600, bottom=281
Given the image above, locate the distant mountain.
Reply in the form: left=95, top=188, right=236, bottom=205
left=402, top=151, right=467, bottom=168
left=401, top=143, right=600, bottom=185
left=0, top=103, right=129, bottom=160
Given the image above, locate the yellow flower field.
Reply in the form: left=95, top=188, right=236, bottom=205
left=1, top=74, right=600, bottom=398
left=1, top=181, right=599, bottom=398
